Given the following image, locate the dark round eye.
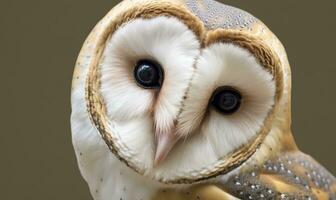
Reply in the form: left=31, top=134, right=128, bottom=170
left=134, top=60, right=163, bottom=89
left=210, top=86, right=242, bottom=115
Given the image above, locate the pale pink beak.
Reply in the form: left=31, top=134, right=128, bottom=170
left=154, top=132, right=178, bottom=166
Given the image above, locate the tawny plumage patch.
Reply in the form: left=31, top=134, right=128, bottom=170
left=71, top=0, right=335, bottom=199
left=224, top=152, right=336, bottom=199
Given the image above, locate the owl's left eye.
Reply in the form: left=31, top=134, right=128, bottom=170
left=210, top=86, right=242, bottom=115
left=134, top=60, right=163, bottom=89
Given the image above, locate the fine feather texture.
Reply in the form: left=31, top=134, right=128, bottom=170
left=96, top=16, right=276, bottom=180
left=70, top=1, right=336, bottom=200
left=153, top=43, right=276, bottom=180
left=72, top=16, right=276, bottom=198
left=99, top=16, right=200, bottom=170
left=71, top=37, right=159, bottom=200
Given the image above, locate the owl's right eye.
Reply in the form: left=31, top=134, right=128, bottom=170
left=134, top=60, right=163, bottom=89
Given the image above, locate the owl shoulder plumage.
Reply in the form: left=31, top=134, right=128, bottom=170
left=221, top=151, right=336, bottom=200
left=153, top=152, right=336, bottom=200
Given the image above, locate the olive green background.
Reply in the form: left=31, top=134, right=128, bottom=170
left=1, top=0, right=335, bottom=199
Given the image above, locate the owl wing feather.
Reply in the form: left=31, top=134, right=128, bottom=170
left=153, top=151, right=336, bottom=200
left=221, top=151, right=336, bottom=200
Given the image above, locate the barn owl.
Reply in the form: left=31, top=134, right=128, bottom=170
left=71, top=0, right=336, bottom=199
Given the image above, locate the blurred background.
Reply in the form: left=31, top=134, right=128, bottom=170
left=1, top=0, right=335, bottom=199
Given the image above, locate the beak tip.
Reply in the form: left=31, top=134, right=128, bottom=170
left=153, top=133, right=177, bottom=167
left=153, top=154, right=162, bottom=167
left=153, top=143, right=168, bottom=167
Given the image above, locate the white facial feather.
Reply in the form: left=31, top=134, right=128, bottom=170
left=153, top=43, right=276, bottom=180
left=100, top=16, right=200, bottom=170
left=179, top=43, right=275, bottom=144
left=100, top=16, right=200, bottom=123
left=71, top=32, right=159, bottom=200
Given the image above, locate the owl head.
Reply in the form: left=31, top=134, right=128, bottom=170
left=72, top=0, right=291, bottom=184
